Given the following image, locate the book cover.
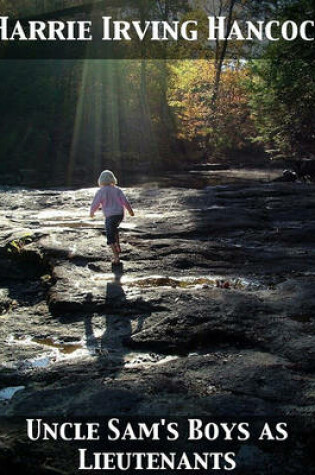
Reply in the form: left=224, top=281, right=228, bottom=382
left=0, top=1, right=314, bottom=474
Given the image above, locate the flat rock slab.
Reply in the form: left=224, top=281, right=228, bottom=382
left=0, top=182, right=315, bottom=445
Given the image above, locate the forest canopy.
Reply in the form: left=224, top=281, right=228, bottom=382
left=0, top=0, right=314, bottom=186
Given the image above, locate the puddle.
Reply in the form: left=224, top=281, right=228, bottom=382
left=6, top=335, right=91, bottom=370
left=25, top=355, right=52, bottom=369
left=0, top=386, right=25, bottom=401
left=4, top=349, right=91, bottom=371
left=32, top=337, right=84, bottom=354
left=6, top=335, right=179, bottom=371
left=8, top=335, right=84, bottom=354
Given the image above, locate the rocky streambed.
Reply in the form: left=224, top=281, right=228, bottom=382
left=0, top=178, right=315, bottom=473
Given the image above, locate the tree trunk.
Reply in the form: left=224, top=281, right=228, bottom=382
left=211, top=0, right=236, bottom=109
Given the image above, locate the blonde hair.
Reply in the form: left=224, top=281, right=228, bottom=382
left=98, top=170, right=118, bottom=186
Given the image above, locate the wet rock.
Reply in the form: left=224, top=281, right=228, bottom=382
left=0, top=180, right=314, bottom=434
left=0, top=289, right=13, bottom=315
left=273, top=170, right=297, bottom=183
left=6, top=383, right=143, bottom=416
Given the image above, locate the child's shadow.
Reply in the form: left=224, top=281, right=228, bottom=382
left=84, top=263, right=148, bottom=376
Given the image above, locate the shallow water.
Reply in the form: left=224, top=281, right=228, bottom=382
left=5, top=334, right=179, bottom=372
left=0, top=386, right=25, bottom=401
left=32, top=336, right=84, bottom=355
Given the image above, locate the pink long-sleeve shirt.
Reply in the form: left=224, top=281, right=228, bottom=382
left=90, top=185, right=132, bottom=218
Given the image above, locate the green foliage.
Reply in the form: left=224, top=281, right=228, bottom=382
left=247, top=0, right=315, bottom=161
left=169, top=60, right=256, bottom=156
left=7, top=234, right=34, bottom=254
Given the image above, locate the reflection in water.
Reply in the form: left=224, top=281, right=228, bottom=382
left=84, top=263, right=138, bottom=374
left=4, top=263, right=166, bottom=372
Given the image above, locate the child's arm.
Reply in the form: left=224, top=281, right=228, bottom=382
left=119, top=189, right=134, bottom=216
left=90, top=190, right=102, bottom=218
left=128, top=206, right=135, bottom=217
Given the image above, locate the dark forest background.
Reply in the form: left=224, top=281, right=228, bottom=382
left=0, top=0, right=314, bottom=186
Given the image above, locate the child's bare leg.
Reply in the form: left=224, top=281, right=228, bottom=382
left=110, top=244, right=120, bottom=264
left=115, top=232, right=121, bottom=253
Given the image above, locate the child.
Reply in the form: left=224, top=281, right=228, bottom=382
left=90, top=170, right=134, bottom=265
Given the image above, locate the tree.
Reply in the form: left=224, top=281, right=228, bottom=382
left=247, top=0, right=315, bottom=166
left=169, top=59, right=256, bottom=157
